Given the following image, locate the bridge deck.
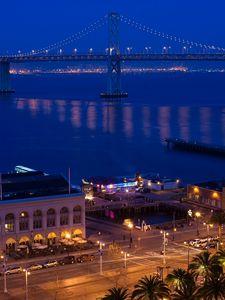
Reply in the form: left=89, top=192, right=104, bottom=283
left=1, top=53, right=225, bottom=63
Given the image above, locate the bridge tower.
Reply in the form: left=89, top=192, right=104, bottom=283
left=101, top=12, right=128, bottom=98
left=0, top=62, right=13, bottom=93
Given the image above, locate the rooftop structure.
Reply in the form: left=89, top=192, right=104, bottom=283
left=0, top=168, right=80, bottom=201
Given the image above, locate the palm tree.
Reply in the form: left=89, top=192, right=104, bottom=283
left=131, top=275, right=171, bottom=300
left=189, top=251, right=221, bottom=280
left=215, top=249, right=225, bottom=273
left=172, top=281, right=199, bottom=300
left=103, top=287, right=129, bottom=300
left=210, top=212, right=225, bottom=240
left=197, top=273, right=225, bottom=300
left=166, top=268, right=190, bottom=290
left=167, top=269, right=199, bottom=300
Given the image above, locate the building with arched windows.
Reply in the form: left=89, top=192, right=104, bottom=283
left=0, top=168, right=85, bottom=251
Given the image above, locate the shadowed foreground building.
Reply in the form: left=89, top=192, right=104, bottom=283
left=0, top=169, right=85, bottom=251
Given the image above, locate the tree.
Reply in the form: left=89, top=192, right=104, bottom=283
left=167, top=269, right=199, bottom=300
left=131, top=275, right=171, bottom=300
left=166, top=268, right=190, bottom=290
left=215, top=249, right=225, bottom=273
left=189, top=251, right=221, bottom=280
left=210, top=212, right=225, bottom=240
left=197, top=273, right=225, bottom=300
left=102, top=287, right=129, bottom=300
left=172, top=281, right=199, bottom=300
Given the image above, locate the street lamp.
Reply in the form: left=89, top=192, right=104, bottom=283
left=97, top=241, right=105, bottom=275
left=184, top=241, right=191, bottom=269
left=195, top=212, right=201, bottom=236
left=23, top=269, right=31, bottom=300
left=160, top=230, right=169, bottom=265
left=126, top=47, right=132, bottom=54
left=1, top=254, right=7, bottom=293
left=127, top=222, right=133, bottom=248
left=203, top=222, right=213, bottom=243
left=121, top=251, right=129, bottom=269
left=73, top=48, right=78, bottom=54
left=89, top=48, right=93, bottom=54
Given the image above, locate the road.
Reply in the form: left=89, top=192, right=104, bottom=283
left=0, top=218, right=220, bottom=300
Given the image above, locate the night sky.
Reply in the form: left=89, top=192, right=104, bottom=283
left=1, top=1, right=225, bottom=54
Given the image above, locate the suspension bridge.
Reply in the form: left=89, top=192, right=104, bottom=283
left=1, top=12, right=225, bottom=97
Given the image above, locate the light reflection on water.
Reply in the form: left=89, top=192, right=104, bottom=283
left=2, top=96, right=225, bottom=183
left=16, top=97, right=225, bottom=146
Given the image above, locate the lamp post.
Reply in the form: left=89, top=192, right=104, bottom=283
left=160, top=230, right=169, bottom=265
left=97, top=241, right=105, bottom=275
left=184, top=241, right=190, bottom=269
left=1, top=254, right=7, bottom=293
left=128, top=222, right=133, bottom=248
left=121, top=251, right=129, bottom=269
left=23, top=269, right=31, bottom=300
left=203, top=222, right=213, bottom=243
left=195, top=212, right=201, bottom=236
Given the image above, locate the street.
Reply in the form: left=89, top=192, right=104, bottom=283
left=0, top=217, right=219, bottom=300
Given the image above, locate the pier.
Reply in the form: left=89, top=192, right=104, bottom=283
left=165, top=138, right=225, bottom=157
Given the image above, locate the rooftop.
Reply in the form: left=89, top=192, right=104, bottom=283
left=85, top=176, right=135, bottom=186
left=0, top=167, right=81, bottom=201
left=194, top=180, right=225, bottom=192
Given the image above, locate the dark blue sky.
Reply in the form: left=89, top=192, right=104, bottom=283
left=1, top=0, right=225, bottom=54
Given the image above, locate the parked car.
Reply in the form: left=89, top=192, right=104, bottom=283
left=203, top=243, right=216, bottom=250
left=43, top=260, right=58, bottom=268
left=189, top=239, right=201, bottom=246
left=27, top=264, right=43, bottom=271
left=76, top=254, right=95, bottom=263
left=4, top=266, right=23, bottom=275
left=58, top=256, right=76, bottom=265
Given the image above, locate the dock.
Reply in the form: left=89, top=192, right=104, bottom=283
left=165, top=138, right=225, bottom=157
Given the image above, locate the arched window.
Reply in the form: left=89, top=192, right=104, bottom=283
left=60, top=207, right=69, bottom=226
left=73, top=206, right=81, bottom=224
left=5, top=213, right=15, bottom=232
left=47, top=208, right=56, bottom=227
left=33, top=210, right=42, bottom=229
left=19, top=211, right=29, bottom=231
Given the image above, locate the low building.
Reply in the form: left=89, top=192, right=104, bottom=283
left=0, top=169, right=85, bottom=251
left=142, top=173, right=180, bottom=191
left=82, top=175, right=137, bottom=197
left=187, top=180, right=225, bottom=210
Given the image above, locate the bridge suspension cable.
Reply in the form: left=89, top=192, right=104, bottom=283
left=11, top=15, right=108, bottom=57
left=120, top=15, right=225, bottom=52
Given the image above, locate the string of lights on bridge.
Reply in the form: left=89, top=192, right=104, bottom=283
left=6, top=13, right=225, bottom=57
left=10, top=15, right=108, bottom=57
left=120, top=15, right=225, bottom=52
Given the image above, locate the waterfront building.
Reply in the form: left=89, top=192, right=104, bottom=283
left=187, top=181, right=225, bottom=210
left=82, top=175, right=137, bottom=197
left=0, top=169, right=85, bottom=251
left=142, top=173, right=180, bottom=191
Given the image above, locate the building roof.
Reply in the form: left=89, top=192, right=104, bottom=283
left=194, top=180, right=225, bottom=192
left=86, top=176, right=135, bottom=186
left=0, top=169, right=80, bottom=201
